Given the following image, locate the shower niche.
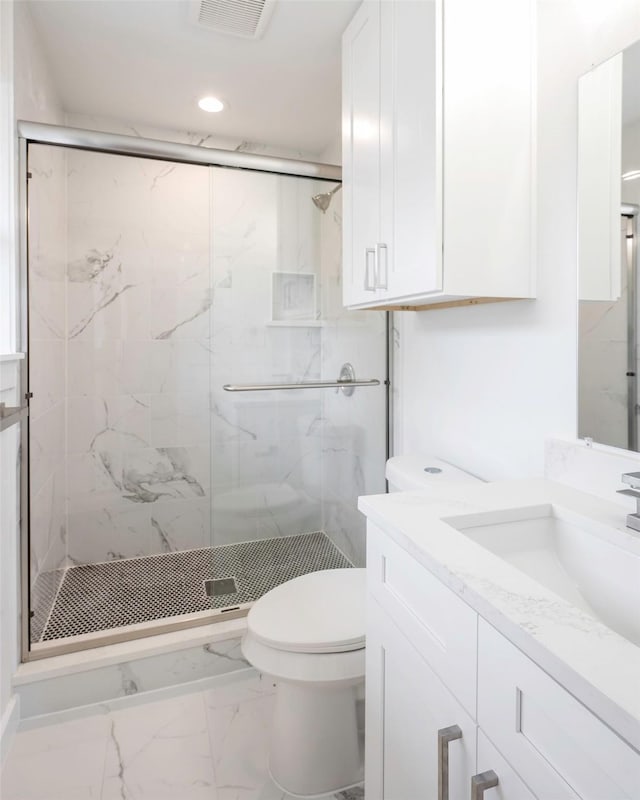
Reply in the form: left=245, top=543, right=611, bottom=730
left=24, top=136, right=387, bottom=658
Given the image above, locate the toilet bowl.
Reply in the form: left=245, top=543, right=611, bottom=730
left=241, top=568, right=366, bottom=798
left=241, top=455, right=481, bottom=798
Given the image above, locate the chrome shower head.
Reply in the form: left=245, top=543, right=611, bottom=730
left=312, top=184, right=342, bottom=213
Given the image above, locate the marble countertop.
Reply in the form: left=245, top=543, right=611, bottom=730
left=358, top=478, right=640, bottom=751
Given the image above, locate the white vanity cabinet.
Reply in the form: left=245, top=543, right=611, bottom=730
left=365, top=521, right=640, bottom=799
left=342, top=0, right=536, bottom=310
left=366, top=600, right=476, bottom=800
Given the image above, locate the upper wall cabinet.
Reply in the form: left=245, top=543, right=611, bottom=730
left=342, top=0, right=536, bottom=311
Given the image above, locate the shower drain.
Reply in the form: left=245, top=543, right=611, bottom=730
left=204, top=577, right=238, bottom=596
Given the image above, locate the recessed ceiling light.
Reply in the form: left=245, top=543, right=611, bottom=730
left=622, top=169, right=640, bottom=182
left=198, top=96, right=224, bottom=113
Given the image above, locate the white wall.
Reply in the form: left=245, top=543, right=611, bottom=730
left=396, top=0, right=640, bottom=481
left=1, top=0, right=66, bottom=757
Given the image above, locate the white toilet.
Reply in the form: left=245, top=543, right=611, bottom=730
left=241, top=455, right=480, bottom=798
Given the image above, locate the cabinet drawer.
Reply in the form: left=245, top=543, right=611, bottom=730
left=367, top=521, right=477, bottom=715
left=478, top=619, right=640, bottom=799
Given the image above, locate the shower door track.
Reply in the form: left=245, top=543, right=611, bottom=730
left=17, top=124, right=390, bottom=662
left=17, top=121, right=341, bottom=181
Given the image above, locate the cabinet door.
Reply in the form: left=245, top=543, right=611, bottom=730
left=475, top=730, right=538, bottom=800
left=342, top=0, right=381, bottom=307
left=478, top=620, right=638, bottom=799
left=379, top=0, right=441, bottom=300
left=366, top=597, right=476, bottom=800
left=442, top=0, right=535, bottom=298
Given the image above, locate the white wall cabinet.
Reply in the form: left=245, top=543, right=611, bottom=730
left=342, top=0, right=536, bottom=310
left=365, top=521, right=640, bottom=799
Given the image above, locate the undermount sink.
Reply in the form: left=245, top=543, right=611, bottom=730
left=444, top=504, right=640, bottom=647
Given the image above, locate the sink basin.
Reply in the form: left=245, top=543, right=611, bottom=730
left=444, top=504, right=640, bottom=647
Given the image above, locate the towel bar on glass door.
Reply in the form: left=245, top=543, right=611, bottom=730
left=223, top=363, right=380, bottom=397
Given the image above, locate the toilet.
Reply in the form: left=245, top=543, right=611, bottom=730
left=241, top=455, right=480, bottom=798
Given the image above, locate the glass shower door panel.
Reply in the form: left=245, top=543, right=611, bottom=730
left=28, top=145, right=213, bottom=646
left=210, top=167, right=387, bottom=575
left=210, top=168, right=324, bottom=548
left=63, top=148, right=212, bottom=563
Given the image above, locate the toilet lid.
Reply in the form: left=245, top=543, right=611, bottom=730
left=247, top=568, right=366, bottom=654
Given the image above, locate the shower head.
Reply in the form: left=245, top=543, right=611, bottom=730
left=312, top=184, right=342, bottom=213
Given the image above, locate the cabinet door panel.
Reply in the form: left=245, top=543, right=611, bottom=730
left=342, top=0, right=380, bottom=306
left=367, top=521, right=478, bottom=715
left=380, top=0, right=441, bottom=299
left=366, top=596, right=476, bottom=800
left=478, top=619, right=639, bottom=799
left=476, top=730, right=539, bottom=800
left=443, top=0, right=535, bottom=298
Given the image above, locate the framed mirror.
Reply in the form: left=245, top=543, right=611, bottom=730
left=578, top=40, right=640, bottom=451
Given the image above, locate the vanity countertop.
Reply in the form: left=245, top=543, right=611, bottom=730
left=358, top=478, right=640, bottom=751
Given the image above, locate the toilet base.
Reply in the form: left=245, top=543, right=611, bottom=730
left=269, top=769, right=364, bottom=800
left=268, top=680, right=364, bottom=798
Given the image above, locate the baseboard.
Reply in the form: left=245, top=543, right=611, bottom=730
left=18, top=666, right=259, bottom=732
left=15, top=634, right=251, bottom=719
left=0, top=694, right=20, bottom=764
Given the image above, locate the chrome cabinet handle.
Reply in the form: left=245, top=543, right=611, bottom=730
left=364, top=247, right=376, bottom=291
left=471, top=770, right=499, bottom=800
left=375, top=243, right=388, bottom=289
left=438, top=725, right=462, bottom=800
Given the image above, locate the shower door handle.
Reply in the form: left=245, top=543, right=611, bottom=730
left=364, top=247, right=377, bottom=292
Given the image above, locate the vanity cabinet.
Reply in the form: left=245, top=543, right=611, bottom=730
left=342, top=0, right=536, bottom=310
left=365, top=521, right=640, bottom=799
left=366, top=599, right=476, bottom=800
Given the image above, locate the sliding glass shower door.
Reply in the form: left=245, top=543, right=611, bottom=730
left=25, top=141, right=386, bottom=657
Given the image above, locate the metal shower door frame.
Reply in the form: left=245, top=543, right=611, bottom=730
left=623, top=205, right=639, bottom=451
left=17, top=122, right=390, bottom=661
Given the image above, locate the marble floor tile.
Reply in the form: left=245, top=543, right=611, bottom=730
left=100, top=692, right=216, bottom=800
left=204, top=672, right=276, bottom=710
left=1, top=673, right=363, bottom=800
left=0, top=712, right=110, bottom=800
left=205, top=689, right=276, bottom=799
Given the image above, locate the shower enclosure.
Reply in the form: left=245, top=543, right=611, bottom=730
left=22, top=125, right=387, bottom=659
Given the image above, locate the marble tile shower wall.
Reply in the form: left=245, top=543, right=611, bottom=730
left=29, top=135, right=385, bottom=593
left=29, top=145, right=68, bottom=600
left=64, top=149, right=213, bottom=565
left=209, top=169, right=325, bottom=545
left=31, top=148, right=335, bottom=570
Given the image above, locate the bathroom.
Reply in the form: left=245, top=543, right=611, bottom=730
left=1, top=0, right=639, bottom=797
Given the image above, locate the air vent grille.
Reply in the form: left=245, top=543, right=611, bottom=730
left=190, top=0, right=277, bottom=39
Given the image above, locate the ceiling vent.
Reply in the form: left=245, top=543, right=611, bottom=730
left=189, top=0, right=277, bottom=40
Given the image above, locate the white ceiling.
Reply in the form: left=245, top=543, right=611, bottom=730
left=26, top=0, right=359, bottom=157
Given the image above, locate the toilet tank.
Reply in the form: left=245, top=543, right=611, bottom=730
left=385, top=455, right=482, bottom=493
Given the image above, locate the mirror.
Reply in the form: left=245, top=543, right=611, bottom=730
left=578, top=40, right=640, bottom=451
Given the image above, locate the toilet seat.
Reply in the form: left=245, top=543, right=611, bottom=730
left=247, top=568, right=366, bottom=654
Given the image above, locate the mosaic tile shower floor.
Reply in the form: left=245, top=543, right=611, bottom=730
left=34, top=532, right=351, bottom=642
